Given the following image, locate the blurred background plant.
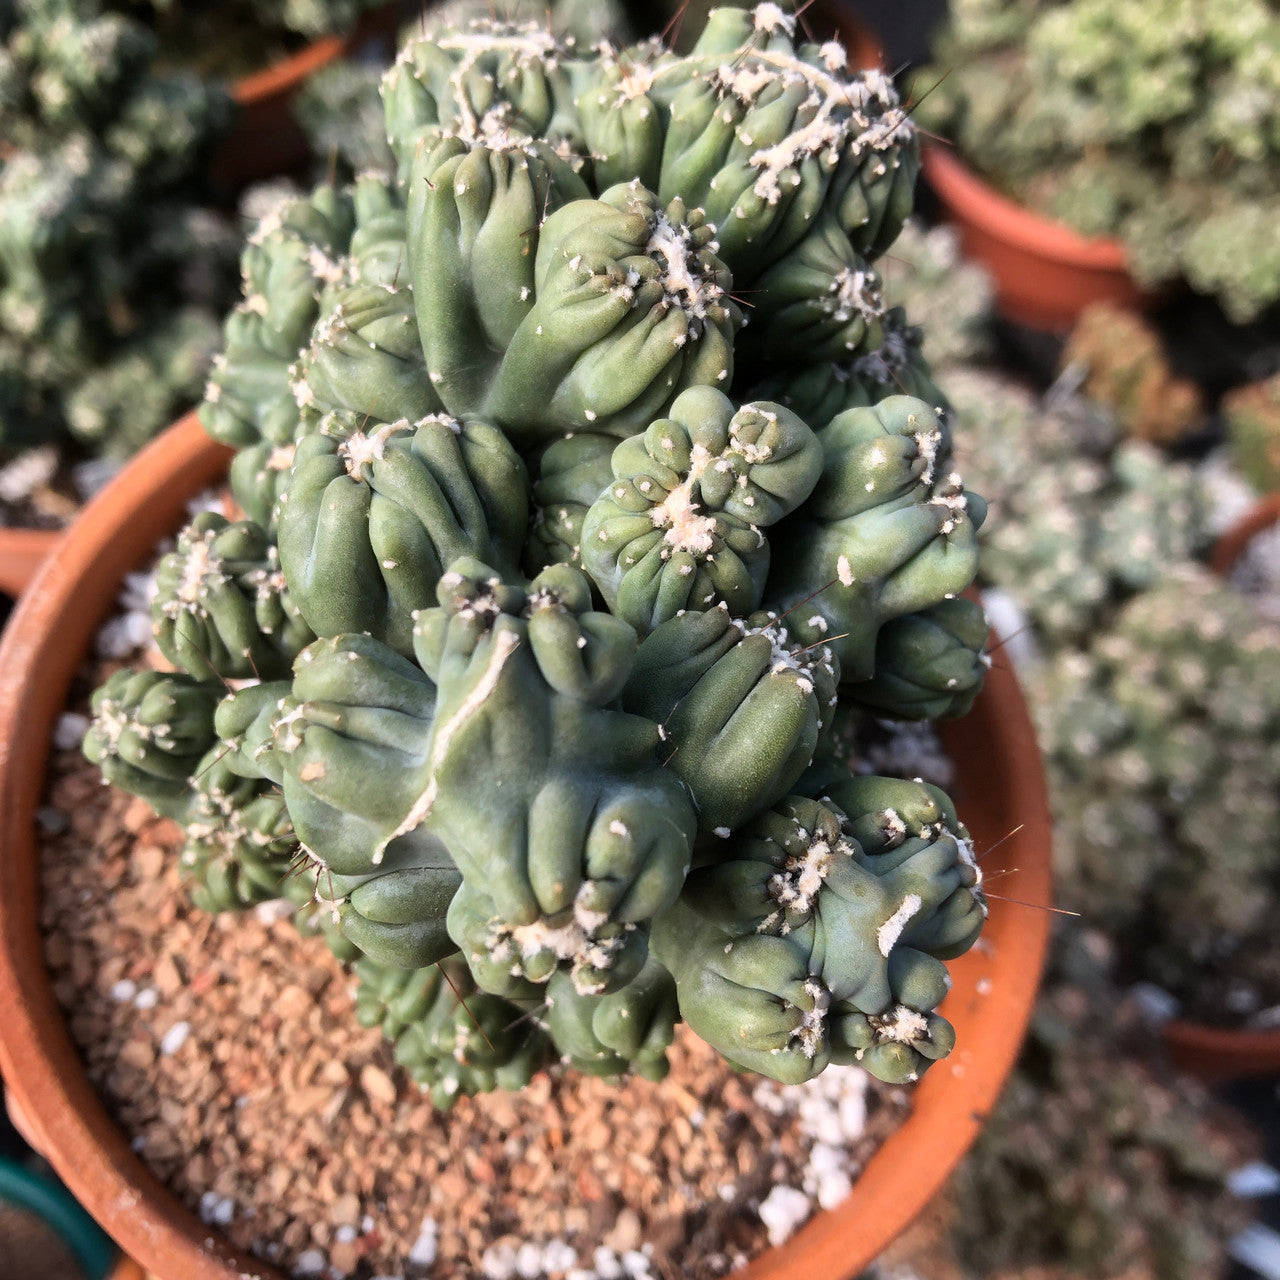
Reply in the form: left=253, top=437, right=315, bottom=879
left=913, top=0, right=1280, bottom=326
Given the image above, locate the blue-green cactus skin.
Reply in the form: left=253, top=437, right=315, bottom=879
left=841, top=596, right=991, bottom=722
left=81, top=2, right=993, bottom=1097
left=412, top=559, right=696, bottom=996
left=277, top=414, right=529, bottom=655
left=767, top=395, right=985, bottom=682
left=580, top=386, right=823, bottom=634
left=152, top=512, right=313, bottom=682
left=620, top=605, right=838, bottom=834
left=82, top=670, right=220, bottom=820
left=652, top=785, right=983, bottom=1084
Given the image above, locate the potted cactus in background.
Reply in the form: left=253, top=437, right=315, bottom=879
left=913, top=0, right=1280, bottom=331
left=0, top=4, right=1053, bottom=1276
left=0, top=0, right=240, bottom=593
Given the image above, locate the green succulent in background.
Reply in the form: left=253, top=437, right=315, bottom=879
left=947, top=366, right=1215, bottom=644
left=1034, top=566, right=1280, bottom=1025
left=915, top=0, right=1280, bottom=323
left=86, top=1, right=994, bottom=1096
left=943, top=937, right=1253, bottom=1280
left=0, top=0, right=238, bottom=463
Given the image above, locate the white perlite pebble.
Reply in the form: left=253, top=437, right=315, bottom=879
left=542, top=1240, right=578, bottom=1272
left=53, top=712, right=90, bottom=751
left=1228, top=1162, right=1280, bottom=1198
left=621, top=1249, right=650, bottom=1275
left=408, top=1216, right=438, bottom=1266
left=294, top=1248, right=328, bottom=1274
left=159, top=1021, right=190, bottom=1056
left=1229, top=1224, right=1280, bottom=1280
left=481, top=1242, right=517, bottom=1279
left=515, top=1241, right=543, bottom=1278
left=96, top=610, right=153, bottom=659
left=758, top=1185, right=812, bottom=1247
left=594, top=1245, right=624, bottom=1279
left=133, top=987, right=158, bottom=1010
left=109, top=978, right=137, bottom=1003
left=197, top=1192, right=235, bottom=1226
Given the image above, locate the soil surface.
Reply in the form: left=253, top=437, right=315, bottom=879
left=39, top=662, right=911, bottom=1280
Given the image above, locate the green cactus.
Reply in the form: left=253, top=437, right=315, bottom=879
left=915, top=0, right=1280, bottom=323
left=580, top=387, right=823, bottom=633
left=82, top=669, right=220, bottom=819
left=619, top=605, right=839, bottom=833
left=768, top=395, right=985, bottom=680
left=651, top=783, right=984, bottom=1084
left=0, top=0, right=235, bottom=459
left=86, top=3, right=992, bottom=1098
left=948, top=366, right=1216, bottom=643
left=353, top=954, right=553, bottom=1108
left=1222, top=372, right=1280, bottom=495
left=1034, top=566, right=1280, bottom=1023
left=839, top=596, right=990, bottom=723
left=152, top=511, right=314, bottom=681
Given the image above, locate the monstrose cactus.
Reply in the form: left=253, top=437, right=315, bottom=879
left=86, top=2, right=995, bottom=1098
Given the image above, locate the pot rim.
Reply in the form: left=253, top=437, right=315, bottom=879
left=1210, top=491, right=1280, bottom=578
left=0, top=414, right=1053, bottom=1280
left=230, top=32, right=349, bottom=106
left=922, top=143, right=1130, bottom=270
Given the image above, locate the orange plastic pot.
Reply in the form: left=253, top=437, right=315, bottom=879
left=922, top=144, right=1153, bottom=333
left=1161, top=491, right=1280, bottom=1084
left=0, top=414, right=1052, bottom=1280
left=0, top=526, right=63, bottom=600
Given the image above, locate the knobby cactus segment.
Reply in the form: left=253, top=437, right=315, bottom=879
left=414, top=559, right=697, bottom=998
left=152, top=512, right=314, bottom=682
left=477, top=182, right=741, bottom=440
left=651, top=784, right=983, bottom=1084
left=407, top=135, right=590, bottom=414
left=768, top=394, right=985, bottom=681
left=277, top=413, right=529, bottom=655
left=353, top=955, right=553, bottom=1108
left=83, top=670, right=220, bottom=820
left=620, top=605, right=838, bottom=833
left=841, top=596, right=991, bottom=722
left=84, top=1, right=994, bottom=1094
left=581, top=387, right=823, bottom=632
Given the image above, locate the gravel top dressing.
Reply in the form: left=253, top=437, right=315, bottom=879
left=40, top=662, right=911, bottom=1280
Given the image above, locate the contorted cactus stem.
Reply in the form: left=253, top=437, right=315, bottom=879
left=84, top=1, right=992, bottom=1096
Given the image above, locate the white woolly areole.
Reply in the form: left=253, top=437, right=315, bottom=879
left=753, top=3, right=795, bottom=35
left=871, top=1004, right=930, bottom=1046
left=786, top=977, right=830, bottom=1060
left=762, top=826, right=851, bottom=933
left=338, top=420, right=412, bottom=479
left=876, top=893, right=922, bottom=956
left=836, top=555, right=854, bottom=587
left=650, top=474, right=718, bottom=556
left=645, top=212, right=723, bottom=328
left=168, top=532, right=222, bottom=616
left=487, top=891, right=625, bottom=996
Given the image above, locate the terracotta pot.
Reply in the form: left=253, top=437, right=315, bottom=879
left=0, top=526, right=63, bottom=599
left=1209, top=491, right=1280, bottom=579
left=1160, top=491, right=1280, bottom=1083
left=210, top=7, right=400, bottom=189
left=0, top=414, right=1053, bottom=1279
left=921, top=144, right=1153, bottom=334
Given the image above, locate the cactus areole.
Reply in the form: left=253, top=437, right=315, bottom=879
left=87, top=2, right=993, bottom=1096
